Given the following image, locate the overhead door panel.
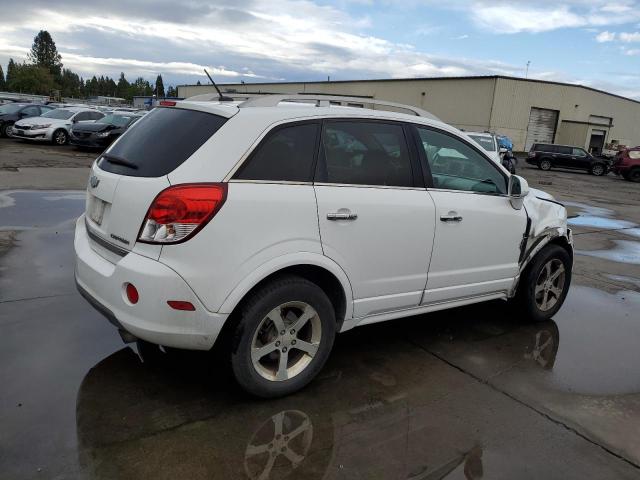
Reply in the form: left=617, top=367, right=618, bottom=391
left=525, top=107, right=559, bottom=151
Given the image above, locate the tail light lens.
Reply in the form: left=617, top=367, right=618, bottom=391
left=138, top=183, right=227, bottom=244
left=528, top=152, right=536, bottom=158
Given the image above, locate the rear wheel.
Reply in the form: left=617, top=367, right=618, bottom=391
left=231, top=275, right=336, bottom=398
left=590, top=163, right=606, bottom=176
left=539, top=159, right=552, bottom=171
left=516, top=244, right=572, bottom=322
left=628, top=168, right=640, bottom=183
left=52, top=129, right=68, bottom=145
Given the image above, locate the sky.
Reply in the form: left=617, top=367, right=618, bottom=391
left=0, top=0, right=639, bottom=98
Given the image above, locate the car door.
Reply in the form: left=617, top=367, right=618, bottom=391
left=571, top=147, right=590, bottom=169
left=555, top=146, right=574, bottom=168
left=314, top=120, right=436, bottom=319
left=413, top=125, right=527, bottom=303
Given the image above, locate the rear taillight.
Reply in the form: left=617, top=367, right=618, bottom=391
left=138, top=183, right=227, bottom=244
left=528, top=151, right=536, bottom=158
left=159, top=100, right=176, bottom=106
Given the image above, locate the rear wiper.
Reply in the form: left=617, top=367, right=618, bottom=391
left=101, top=153, right=138, bottom=169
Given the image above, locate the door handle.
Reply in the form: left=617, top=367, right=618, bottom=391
left=440, top=212, right=463, bottom=222
left=327, top=211, right=358, bottom=221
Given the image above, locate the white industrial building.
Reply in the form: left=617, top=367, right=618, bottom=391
left=178, top=75, right=640, bottom=153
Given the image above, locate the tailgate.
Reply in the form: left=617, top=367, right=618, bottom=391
left=85, top=164, right=169, bottom=254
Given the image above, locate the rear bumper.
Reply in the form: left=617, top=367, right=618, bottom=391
left=74, top=215, right=228, bottom=350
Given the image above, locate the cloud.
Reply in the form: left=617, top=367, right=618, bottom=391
left=596, top=31, right=616, bottom=42
left=620, top=31, right=640, bottom=41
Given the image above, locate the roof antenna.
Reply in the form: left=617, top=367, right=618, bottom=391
left=204, top=69, right=233, bottom=101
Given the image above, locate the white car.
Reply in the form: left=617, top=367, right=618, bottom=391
left=75, top=95, right=573, bottom=397
left=12, top=107, right=105, bottom=145
left=466, top=131, right=504, bottom=164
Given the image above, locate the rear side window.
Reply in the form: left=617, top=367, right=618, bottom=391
left=233, top=123, right=319, bottom=182
left=317, top=121, right=413, bottom=187
left=97, top=107, right=227, bottom=177
left=536, top=144, right=555, bottom=153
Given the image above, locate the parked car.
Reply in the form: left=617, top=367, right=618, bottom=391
left=12, top=107, right=105, bottom=145
left=466, top=131, right=516, bottom=172
left=497, top=135, right=514, bottom=152
left=527, top=143, right=610, bottom=176
left=75, top=95, right=573, bottom=397
left=611, top=146, right=640, bottom=182
left=70, top=112, right=143, bottom=149
left=0, top=103, right=55, bottom=137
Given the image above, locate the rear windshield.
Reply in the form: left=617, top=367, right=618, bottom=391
left=96, top=107, right=227, bottom=177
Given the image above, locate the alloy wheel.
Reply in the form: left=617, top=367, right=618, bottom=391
left=55, top=131, right=67, bottom=145
left=540, top=160, right=551, bottom=171
left=251, top=301, right=322, bottom=381
left=592, top=164, right=605, bottom=176
left=534, top=259, right=566, bottom=312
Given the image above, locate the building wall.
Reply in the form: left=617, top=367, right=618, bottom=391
left=556, top=121, right=590, bottom=147
left=491, top=77, right=640, bottom=150
left=179, top=77, right=640, bottom=151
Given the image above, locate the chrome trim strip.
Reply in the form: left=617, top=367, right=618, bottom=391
left=85, top=219, right=128, bottom=257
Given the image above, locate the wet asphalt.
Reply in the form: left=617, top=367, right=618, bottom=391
left=1, top=166, right=640, bottom=479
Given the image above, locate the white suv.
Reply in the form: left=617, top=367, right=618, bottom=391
left=74, top=95, right=573, bottom=397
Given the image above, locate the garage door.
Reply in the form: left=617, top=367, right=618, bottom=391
left=524, top=107, right=559, bottom=151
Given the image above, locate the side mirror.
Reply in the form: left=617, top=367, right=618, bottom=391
left=508, top=175, right=529, bottom=210
left=72, top=118, right=78, bottom=123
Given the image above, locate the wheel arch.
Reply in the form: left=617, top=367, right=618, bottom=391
left=219, top=253, right=354, bottom=330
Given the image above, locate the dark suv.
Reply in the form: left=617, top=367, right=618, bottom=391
left=527, top=143, right=610, bottom=176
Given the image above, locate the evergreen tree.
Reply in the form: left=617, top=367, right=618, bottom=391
left=166, top=85, right=176, bottom=97
left=155, top=74, right=165, bottom=97
left=28, top=30, right=63, bottom=78
left=7, top=63, right=55, bottom=95
left=0, top=65, right=5, bottom=90
left=197, top=80, right=201, bottom=85
left=6, top=58, right=17, bottom=85
left=116, top=72, right=130, bottom=99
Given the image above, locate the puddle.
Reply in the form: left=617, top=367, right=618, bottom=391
left=565, top=201, right=637, bottom=231
left=578, top=240, right=640, bottom=265
left=606, top=274, right=640, bottom=289
left=0, top=190, right=85, bottom=230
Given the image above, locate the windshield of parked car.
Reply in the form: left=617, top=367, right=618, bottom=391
left=468, top=135, right=496, bottom=151
left=41, top=109, right=75, bottom=120
left=0, top=104, right=24, bottom=114
left=97, top=114, right=134, bottom=127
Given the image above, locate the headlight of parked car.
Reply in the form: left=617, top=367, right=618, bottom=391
left=31, top=123, right=52, bottom=129
left=95, top=131, right=111, bottom=138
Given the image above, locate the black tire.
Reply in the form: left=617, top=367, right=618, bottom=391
left=52, top=129, right=68, bottom=145
left=628, top=168, right=640, bottom=183
left=0, top=122, right=12, bottom=137
left=590, top=163, right=606, bottom=176
left=539, top=159, right=552, bottom=171
left=516, top=244, right=572, bottom=323
left=231, top=275, right=336, bottom=398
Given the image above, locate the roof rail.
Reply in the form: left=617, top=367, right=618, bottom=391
left=237, top=94, right=440, bottom=121
left=185, top=93, right=262, bottom=102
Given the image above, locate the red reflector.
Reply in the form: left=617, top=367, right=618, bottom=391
left=159, top=100, right=176, bottom=106
left=167, top=300, right=196, bottom=311
left=126, top=283, right=139, bottom=304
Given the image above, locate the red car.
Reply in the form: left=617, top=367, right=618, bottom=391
left=612, top=147, right=640, bottom=182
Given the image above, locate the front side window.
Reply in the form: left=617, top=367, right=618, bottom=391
left=572, top=148, right=586, bottom=157
left=417, top=127, right=507, bottom=194
left=233, top=123, right=319, bottom=182
left=557, top=146, right=572, bottom=155
left=22, top=106, right=40, bottom=116
left=318, top=121, right=413, bottom=187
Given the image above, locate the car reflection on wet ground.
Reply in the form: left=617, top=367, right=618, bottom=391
left=2, top=189, right=640, bottom=479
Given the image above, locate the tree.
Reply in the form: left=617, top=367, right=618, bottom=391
left=155, top=74, right=165, bottom=97
left=116, top=72, right=129, bottom=99
left=196, top=80, right=201, bottom=85
left=28, top=30, right=63, bottom=78
left=6, top=58, right=16, bottom=86
left=0, top=65, right=5, bottom=90
left=166, top=85, right=176, bottom=97
left=7, top=63, right=56, bottom=95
